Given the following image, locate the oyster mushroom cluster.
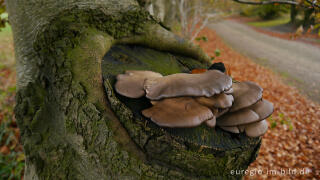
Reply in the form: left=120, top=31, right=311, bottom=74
left=114, top=65, right=273, bottom=138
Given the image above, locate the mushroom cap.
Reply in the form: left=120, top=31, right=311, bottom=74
left=216, top=98, right=273, bottom=127
left=217, top=109, right=260, bottom=127
left=195, top=93, right=234, bottom=109
left=115, top=70, right=162, bottom=98
left=205, top=117, right=216, bottom=128
left=144, top=70, right=232, bottom=100
left=230, top=81, right=263, bottom=112
left=142, top=97, right=214, bottom=128
left=244, top=119, right=268, bottom=137
left=220, top=126, right=240, bottom=134
left=250, top=99, right=274, bottom=120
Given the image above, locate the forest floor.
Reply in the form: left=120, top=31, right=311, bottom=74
left=196, top=27, right=320, bottom=179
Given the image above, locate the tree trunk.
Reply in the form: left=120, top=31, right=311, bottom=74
left=7, top=0, right=261, bottom=179
left=290, top=4, right=298, bottom=24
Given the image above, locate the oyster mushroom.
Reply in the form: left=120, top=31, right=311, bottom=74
left=205, top=117, right=216, bottom=128
left=115, top=70, right=162, bottom=98
left=217, top=99, right=273, bottom=126
left=220, top=126, right=240, bottom=134
left=114, top=69, right=273, bottom=138
left=250, top=99, right=274, bottom=120
left=217, top=99, right=273, bottom=137
left=244, top=120, right=268, bottom=137
left=230, top=81, right=263, bottom=112
left=144, top=70, right=232, bottom=100
left=216, top=109, right=260, bottom=127
left=142, top=97, right=214, bottom=128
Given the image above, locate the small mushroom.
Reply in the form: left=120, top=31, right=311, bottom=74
left=142, top=97, right=214, bottom=128
left=219, top=126, right=240, bottom=134
left=217, top=98, right=273, bottom=137
left=205, top=117, right=216, bottom=128
left=144, top=70, right=232, bottom=100
left=115, top=70, right=162, bottom=98
left=195, top=93, right=234, bottom=109
left=244, top=119, right=268, bottom=137
left=250, top=99, right=273, bottom=120
left=217, top=109, right=260, bottom=127
left=230, top=81, right=263, bottom=112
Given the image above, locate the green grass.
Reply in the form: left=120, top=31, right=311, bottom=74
left=0, top=24, right=15, bottom=68
left=0, top=24, right=12, bottom=35
left=247, top=16, right=290, bottom=28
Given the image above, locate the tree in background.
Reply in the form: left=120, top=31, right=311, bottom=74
left=142, top=0, right=224, bottom=41
left=0, top=0, right=7, bottom=30
left=234, top=0, right=320, bottom=33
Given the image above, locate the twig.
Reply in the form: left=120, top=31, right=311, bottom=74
left=231, top=0, right=299, bottom=5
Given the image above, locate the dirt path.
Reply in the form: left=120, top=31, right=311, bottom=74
left=209, top=20, right=320, bottom=103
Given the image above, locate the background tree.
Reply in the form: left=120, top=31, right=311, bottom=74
left=0, top=0, right=7, bottom=30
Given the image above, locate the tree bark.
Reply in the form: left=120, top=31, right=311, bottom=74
left=7, top=0, right=261, bottom=179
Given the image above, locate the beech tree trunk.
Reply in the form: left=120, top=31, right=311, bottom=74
left=7, top=0, right=261, bottom=179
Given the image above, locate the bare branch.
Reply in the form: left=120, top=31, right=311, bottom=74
left=231, top=0, right=319, bottom=10
left=231, top=0, right=299, bottom=5
left=306, top=0, right=320, bottom=8
left=190, top=14, right=219, bottom=41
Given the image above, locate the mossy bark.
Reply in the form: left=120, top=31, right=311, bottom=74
left=7, top=0, right=261, bottom=179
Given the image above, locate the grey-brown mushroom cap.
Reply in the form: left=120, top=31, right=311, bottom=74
left=244, top=119, right=268, bottom=137
left=217, top=109, right=260, bottom=127
left=196, top=93, right=234, bottom=109
left=144, top=70, right=232, bottom=100
left=230, top=81, right=263, bottom=112
left=142, top=97, right=214, bottom=128
left=115, top=70, right=163, bottom=98
left=250, top=99, right=274, bottom=120
left=220, top=126, right=240, bottom=133
left=205, top=117, right=216, bottom=128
